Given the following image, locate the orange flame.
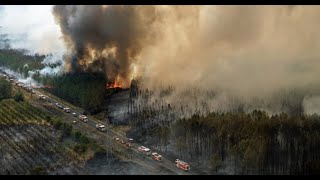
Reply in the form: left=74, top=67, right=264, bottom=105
left=106, top=79, right=122, bottom=89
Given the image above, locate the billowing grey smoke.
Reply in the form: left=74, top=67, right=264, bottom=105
left=0, top=5, right=66, bottom=78
left=53, top=5, right=320, bottom=115
left=53, top=5, right=158, bottom=87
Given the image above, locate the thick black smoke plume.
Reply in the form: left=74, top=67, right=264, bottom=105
left=53, top=5, right=157, bottom=87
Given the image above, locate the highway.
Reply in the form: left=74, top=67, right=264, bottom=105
left=0, top=70, right=203, bottom=175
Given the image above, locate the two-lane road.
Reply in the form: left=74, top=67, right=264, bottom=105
left=1, top=71, right=204, bottom=175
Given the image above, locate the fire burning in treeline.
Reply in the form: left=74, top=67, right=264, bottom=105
left=106, top=80, right=122, bottom=89
left=52, top=5, right=320, bottom=115
left=52, top=5, right=149, bottom=89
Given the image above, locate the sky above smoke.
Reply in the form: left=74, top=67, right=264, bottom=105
left=0, top=5, right=65, bottom=55
left=2, top=5, right=320, bottom=115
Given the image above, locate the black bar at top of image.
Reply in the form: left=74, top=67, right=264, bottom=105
left=1, top=0, right=320, bottom=5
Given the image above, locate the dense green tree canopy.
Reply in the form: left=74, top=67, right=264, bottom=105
left=0, top=77, right=12, bottom=100
left=0, top=49, right=45, bottom=72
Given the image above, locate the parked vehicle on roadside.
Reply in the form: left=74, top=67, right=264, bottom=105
left=55, top=103, right=63, bottom=109
left=38, top=95, right=46, bottom=100
left=79, top=115, right=88, bottom=123
left=138, top=146, right=151, bottom=156
left=120, top=139, right=126, bottom=144
left=63, top=107, right=71, bottom=113
left=152, top=152, right=162, bottom=161
left=96, top=123, right=106, bottom=132
left=175, top=159, right=190, bottom=171
left=126, top=142, right=133, bottom=148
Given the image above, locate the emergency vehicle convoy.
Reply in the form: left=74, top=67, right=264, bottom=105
left=1, top=71, right=194, bottom=173
left=113, top=136, right=133, bottom=148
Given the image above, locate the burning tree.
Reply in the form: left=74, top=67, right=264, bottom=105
left=106, top=80, right=122, bottom=89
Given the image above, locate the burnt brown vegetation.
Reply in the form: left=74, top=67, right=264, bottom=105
left=0, top=78, right=104, bottom=174
left=0, top=99, right=86, bottom=174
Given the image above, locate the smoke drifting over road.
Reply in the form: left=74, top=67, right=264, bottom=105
left=53, top=5, right=320, bottom=115
left=0, top=6, right=66, bottom=76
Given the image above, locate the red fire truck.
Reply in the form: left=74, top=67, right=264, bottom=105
left=175, top=159, right=190, bottom=171
left=152, top=152, right=162, bottom=161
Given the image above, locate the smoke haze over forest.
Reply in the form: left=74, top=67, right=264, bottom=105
left=2, top=5, right=320, bottom=115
